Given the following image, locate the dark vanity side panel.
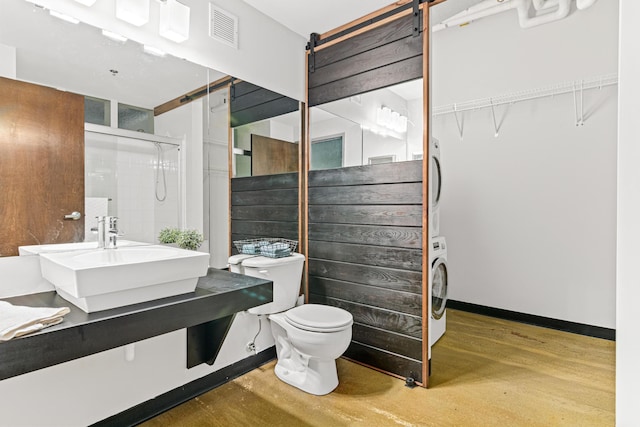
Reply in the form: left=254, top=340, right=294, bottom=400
left=308, top=161, right=423, bottom=383
left=230, top=173, right=299, bottom=254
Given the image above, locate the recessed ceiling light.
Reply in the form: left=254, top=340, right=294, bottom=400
left=143, top=45, right=166, bottom=57
left=101, top=29, right=128, bottom=43
left=49, top=10, right=80, bottom=24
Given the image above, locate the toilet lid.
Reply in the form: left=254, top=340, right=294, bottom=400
left=242, top=252, right=306, bottom=268
left=228, top=254, right=258, bottom=265
left=285, top=304, right=353, bottom=332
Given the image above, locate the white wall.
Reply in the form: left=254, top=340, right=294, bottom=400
left=0, top=43, right=16, bottom=78
left=432, top=0, right=619, bottom=328
left=616, top=0, right=640, bottom=423
left=31, top=0, right=306, bottom=101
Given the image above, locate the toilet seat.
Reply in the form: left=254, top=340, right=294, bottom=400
left=284, top=304, right=353, bottom=333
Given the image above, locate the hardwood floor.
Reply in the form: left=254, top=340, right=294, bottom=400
left=142, top=309, right=615, bottom=426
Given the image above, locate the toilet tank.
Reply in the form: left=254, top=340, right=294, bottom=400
left=241, top=253, right=305, bottom=315
left=227, top=254, right=258, bottom=274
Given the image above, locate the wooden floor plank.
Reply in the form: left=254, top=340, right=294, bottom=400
left=141, top=309, right=615, bottom=426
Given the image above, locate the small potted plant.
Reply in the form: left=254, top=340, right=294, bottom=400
left=176, top=229, right=204, bottom=251
left=158, top=227, right=181, bottom=245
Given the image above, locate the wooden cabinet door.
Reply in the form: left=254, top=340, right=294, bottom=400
left=251, top=134, right=298, bottom=176
left=0, top=77, right=84, bottom=256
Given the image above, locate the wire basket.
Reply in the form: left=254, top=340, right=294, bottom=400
left=233, top=238, right=298, bottom=258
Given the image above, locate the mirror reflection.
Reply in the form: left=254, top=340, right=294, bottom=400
left=232, top=110, right=300, bottom=177
left=0, top=0, right=225, bottom=257
left=310, top=78, right=423, bottom=169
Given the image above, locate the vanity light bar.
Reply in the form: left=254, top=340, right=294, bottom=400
left=143, top=45, right=166, bottom=57
left=376, top=106, right=408, bottom=133
left=101, top=30, right=128, bottom=43
left=49, top=10, right=80, bottom=24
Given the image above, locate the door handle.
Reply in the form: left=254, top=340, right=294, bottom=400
left=64, top=211, right=82, bottom=220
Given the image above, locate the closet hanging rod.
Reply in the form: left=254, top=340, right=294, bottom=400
left=432, top=73, right=618, bottom=117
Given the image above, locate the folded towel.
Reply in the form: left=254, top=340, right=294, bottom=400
left=274, top=248, right=291, bottom=257
left=242, top=244, right=258, bottom=254
left=0, top=301, right=70, bottom=342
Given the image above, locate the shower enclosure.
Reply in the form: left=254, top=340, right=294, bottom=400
left=84, top=125, right=182, bottom=244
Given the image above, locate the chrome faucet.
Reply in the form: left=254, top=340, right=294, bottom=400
left=106, top=216, right=119, bottom=249
left=93, top=216, right=120, bottom=249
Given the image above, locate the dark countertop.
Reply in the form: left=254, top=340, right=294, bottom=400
left=0, top=268, right=272, bottom=381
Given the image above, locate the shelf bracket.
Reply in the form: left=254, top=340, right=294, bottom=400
left=490, top=98, right=500, bottom=137
left=573, top=80, right=585, bottom=126
left=453, top=103, right=464, bottom=140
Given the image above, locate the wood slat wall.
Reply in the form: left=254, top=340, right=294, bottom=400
left=230, top=81, right=299, bottom=128
left=308, top=13, right=422, bottom=107
left=230, top=173, right=299, bottom=254
left=307, top=161, right=424, bottom=383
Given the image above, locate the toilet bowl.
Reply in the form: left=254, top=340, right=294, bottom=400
left=228, top=253, right=353, bottom=395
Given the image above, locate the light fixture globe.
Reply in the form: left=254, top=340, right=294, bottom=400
left=160, top=0, right=190, bottom=43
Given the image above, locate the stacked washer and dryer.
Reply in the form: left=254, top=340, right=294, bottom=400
left=430, top=138, right=448, bottom=346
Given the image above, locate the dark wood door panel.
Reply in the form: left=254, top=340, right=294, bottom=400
left=0, top=77, right=84, bottom=256
left=308, top=294, right=422, bottom=339
left=251, top=135, right=298, bottom=177
left=231, top=173, right=298, bottom=192
left=232, top=205, right=298, bottom=222
left=308, top=161, right=422, bottom=187
left=309, top=205, right=422, bottom=227
left=231, top=221, right=298, bottom=240
left=309, top=276, right=422, bottom=316
left=313, top=14, right=415, bottom=70
left=309, top=223, right=421, bottom=249
left=352, top=323, right=422, bottom=361
left=309, top=182, right=422, bottom=205
left=308, top=241, right=422, bottom=271
left=231, top=188, right=298, bottom=206
left=308, top=259, right=422, bottom=294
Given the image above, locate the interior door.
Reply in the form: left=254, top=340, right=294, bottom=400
left=251, top=134, right=298, bottom=176
left=0, top=77, right=85, bottom=256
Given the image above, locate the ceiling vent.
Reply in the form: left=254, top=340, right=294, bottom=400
left=209, top=4, right=238, bottom=49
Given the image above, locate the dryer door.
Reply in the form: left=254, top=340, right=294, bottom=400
left=431, top=155, right=442, bottom=209
left=431, top=257, right=448, bottom=320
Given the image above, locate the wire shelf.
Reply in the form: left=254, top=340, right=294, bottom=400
left=233, top=238, right=298, bottom=258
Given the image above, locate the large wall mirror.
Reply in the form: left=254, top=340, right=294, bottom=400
left=0, top=0, right=225, bottom=256
left=232, top=110, right=300, bottom=178
left=309, top=78, right=424, bottom=169
left=228, top=81, right=302, bottom=257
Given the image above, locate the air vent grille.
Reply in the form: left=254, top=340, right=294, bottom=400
left=210, top=4, right=238, bottom=49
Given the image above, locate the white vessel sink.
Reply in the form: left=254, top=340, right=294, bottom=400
left=39, top=245, right=209, bottom=313
left=19, top=240, right=147, bottom=256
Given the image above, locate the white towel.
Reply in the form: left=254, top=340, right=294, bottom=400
left=0, top=301, right=70, bottom=342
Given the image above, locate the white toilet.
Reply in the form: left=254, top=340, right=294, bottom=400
left=228, top=253, right=353, bottom=395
